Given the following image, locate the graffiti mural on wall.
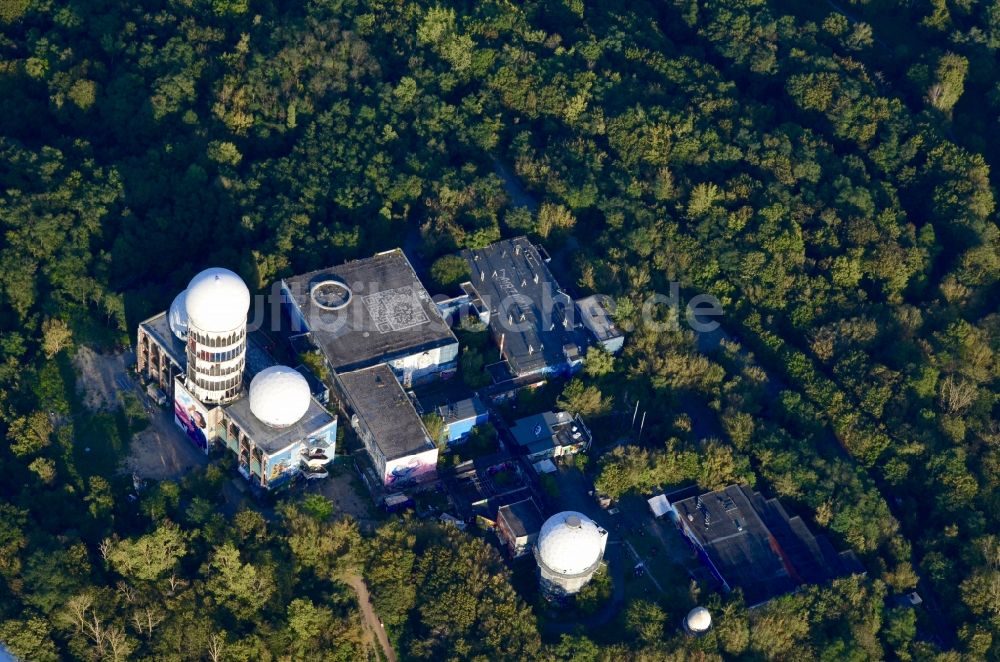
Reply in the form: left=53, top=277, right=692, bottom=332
left=383, top=447, right=438, bottom=488
left=263, top=419, right=337, bottom=490
left=309, top=420, right=338, bottom=454
left=174, top=379, right=213, bottom=452
left=264, top=444, right=297, bottom=489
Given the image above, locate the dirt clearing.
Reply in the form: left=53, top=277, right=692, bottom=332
left=124, top=408, right=207, bottom=481
left=74, top=346, right=133, bottom=411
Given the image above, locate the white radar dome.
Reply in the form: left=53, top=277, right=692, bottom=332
left=249, top=366, right=311, bottom=428
left=685, top=606, right=712, bottom=634
left=537, top=511, right=605, bottom=576
left=184, top=267, right=250, bottom=333
left=168, top=289, right=189, bottom=340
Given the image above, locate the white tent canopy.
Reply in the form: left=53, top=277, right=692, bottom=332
left=647, top=494, right=669, bottom=518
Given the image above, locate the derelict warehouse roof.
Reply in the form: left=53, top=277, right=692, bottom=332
left=225, top=393, right=335, bottom=455
left=674, top=485, right=862, bottom=605
left=498, top=498, right=544, bottom=538
left=576, top=294, right=622, bottom=342
left=461, top=237, right=580, bottom=377
left=282, top=249, right=457, bottom=372
left=436, top=395, right=487, bottom=424
left=337, top=363, right=434, bottom=462
left=509, top=411, right=573, bottom=446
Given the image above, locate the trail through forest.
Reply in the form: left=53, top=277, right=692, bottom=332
left=345, top=574, right=397, bottom=662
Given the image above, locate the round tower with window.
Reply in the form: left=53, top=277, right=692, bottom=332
left=183, top=268, right=251, bottom=404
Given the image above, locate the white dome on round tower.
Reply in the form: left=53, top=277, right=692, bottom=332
left=185, top=268, right=250, bottom=333
left=249, top=366, right=311, bottom=428
left=537, top=511, right=605, bottom=576
left=168, top=289, right=189, bottom=340
left=685, top=606, right=712, bottom=634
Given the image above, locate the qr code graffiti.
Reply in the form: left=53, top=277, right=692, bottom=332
left=362, top=287, right=430, bottom=333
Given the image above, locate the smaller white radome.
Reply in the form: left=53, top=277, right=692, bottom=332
left=184, top=267, right=250, bottom=334
left=685, top=606, right=712, bottom=633
left=249, top=366, right=311, bottom=428
left=168, top=289, right=189, bottom=340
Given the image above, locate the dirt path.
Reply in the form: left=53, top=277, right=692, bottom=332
left=345, top=574, right=397, bottom=662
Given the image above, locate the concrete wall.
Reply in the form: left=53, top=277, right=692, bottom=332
left=599, top=335, right=625, bottom=355
left=538, top=563, right=599, bottom=598
left=497, top=520, right=536, bottom=558
left=350, top=413, right=387, bottom=480
left=137, top=326, right=182, bottom=396
left=388, top=341, right=459, bottom=387
left=280, top=281, right=310, bottom=334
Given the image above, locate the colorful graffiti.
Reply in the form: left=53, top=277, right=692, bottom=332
left=174, top=380, right=212, bottom=452
left=262, top=418, right=337, bottom=490
left=264, top=445, right=296, bottom=489
left=309, top=419, right=338, bottom=454
left=383, top=447, right=438, bottom=488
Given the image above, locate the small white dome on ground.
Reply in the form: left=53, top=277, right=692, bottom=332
left=537, top=511, right=605, bottom=576
left=249, top=366, right=311, bottom=428
left=185, top=267, right=250, bottom=333
left=168, top=289, right=189, bottom=340
left=685, top=606, right=712, bottom=634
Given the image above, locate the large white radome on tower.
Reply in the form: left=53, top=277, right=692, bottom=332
left=249, top=366, right=311, bottom=428
left=537, top=511, right=605, bottom=576
left=185, top=268, right=250, bottom=333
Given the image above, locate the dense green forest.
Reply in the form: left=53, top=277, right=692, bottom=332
left=1, top=0, right=998, bottom=659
